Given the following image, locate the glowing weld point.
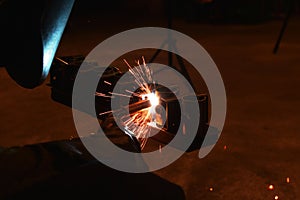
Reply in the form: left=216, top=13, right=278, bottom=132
left=274, top=195, right=279, bottom=200
left=286, top=177, right=290, bottom=183
left=209, top=187, right=213, bottom=192
left=268, top=185, right=274, bottom=190
left=223, top=145, right=227, bottom=150
left=142, top=92, right=159, bottom=107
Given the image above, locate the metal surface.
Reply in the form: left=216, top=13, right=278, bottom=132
left=41, top=0, right=75, bottom=84
left=0, top=0, right=75, bottom=88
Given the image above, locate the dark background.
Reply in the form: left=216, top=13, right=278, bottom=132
left=0, top=0, right=300, bottom=199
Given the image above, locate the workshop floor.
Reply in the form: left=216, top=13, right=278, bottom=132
left=0, top=6, right=300, bottom=200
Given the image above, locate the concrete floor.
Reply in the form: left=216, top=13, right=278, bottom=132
left=0, top=6, right=300, bottom=200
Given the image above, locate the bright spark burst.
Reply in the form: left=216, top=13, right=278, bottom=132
left=142, top=92, right=159, bottom=107
left=99, top=57, right=161, bottom=150
left=122, top=57, right=160, bottom=149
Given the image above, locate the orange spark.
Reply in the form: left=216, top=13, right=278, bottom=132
left=268, top=185, right=274, bottom=190
left=104, top=80, right=112, bottom=85
left=182, top=123, right=186, bottom=135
